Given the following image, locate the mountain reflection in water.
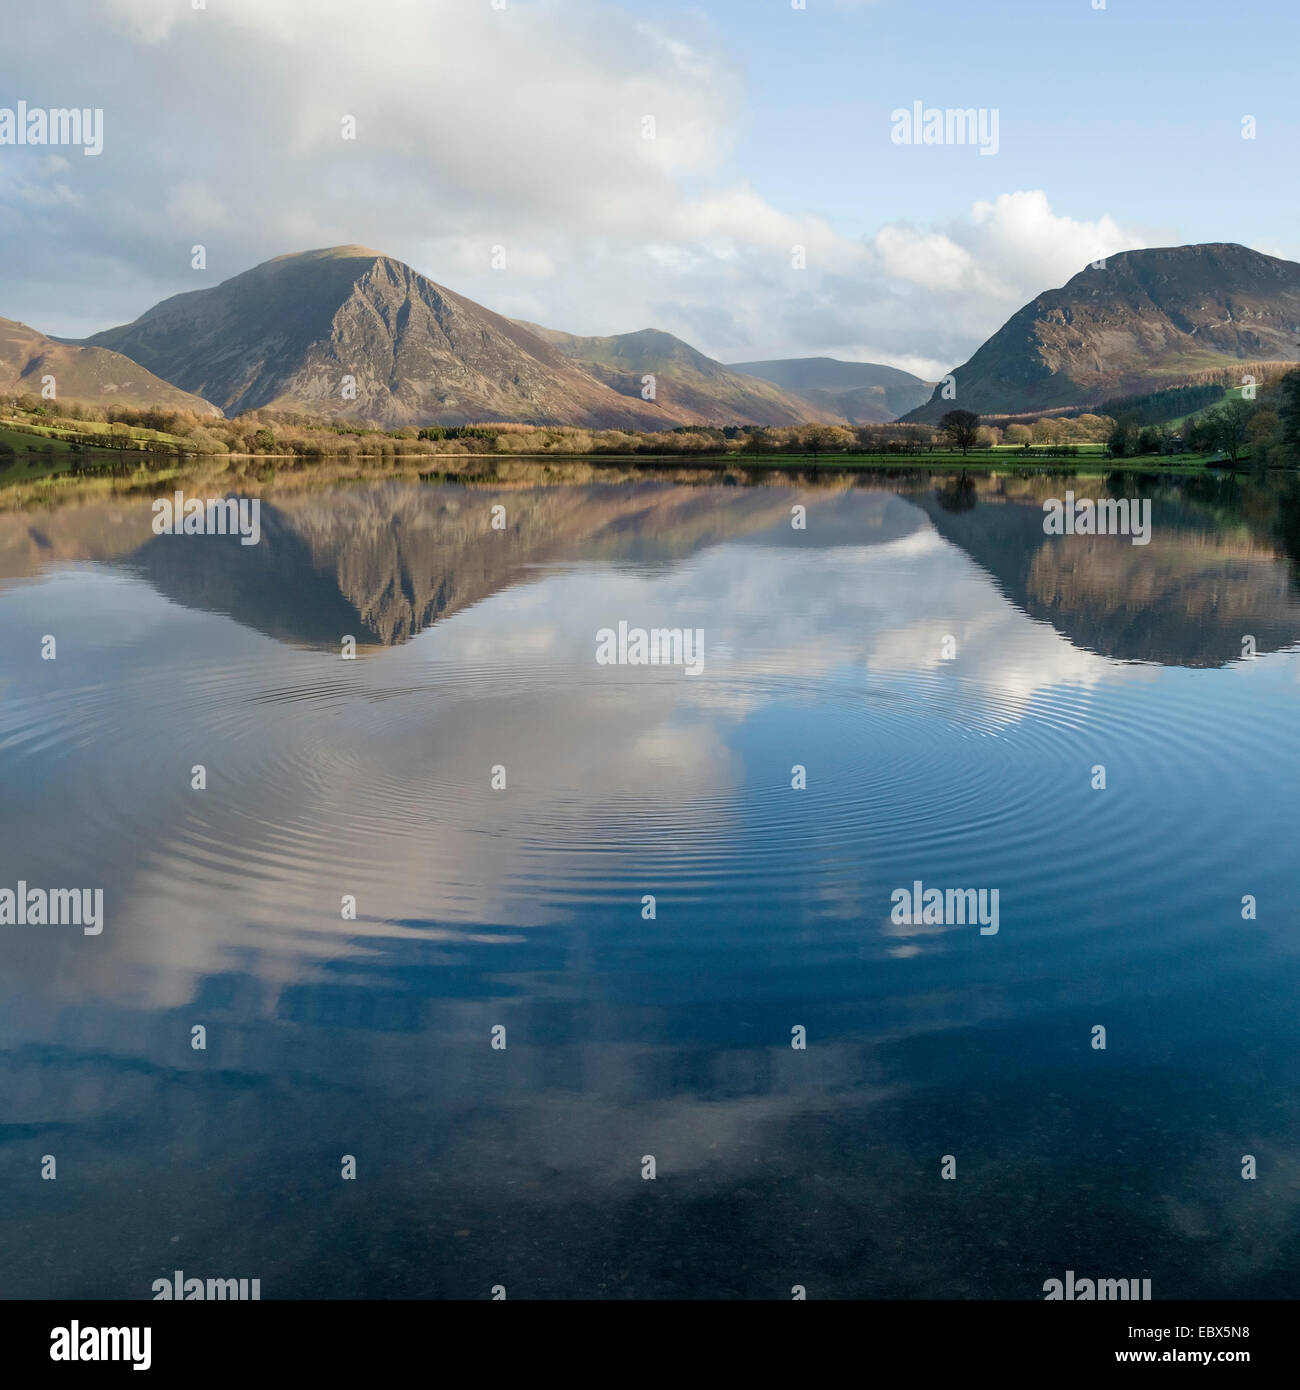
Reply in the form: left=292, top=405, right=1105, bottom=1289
left=0, top=469, right=1297, bottom=1299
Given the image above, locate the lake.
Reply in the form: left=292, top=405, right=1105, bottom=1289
left=1, top=467, right=1298, bottom=1299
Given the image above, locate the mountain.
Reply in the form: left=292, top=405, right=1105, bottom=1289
left=0, top=317, right=219, bottom=414
left=80, top=247, right=689, bottom=430
left=521, top=326, right=843, bottom=426
left=730, top=357, right=932, bottom=423
left=904, top=243, right=1300, bottom=422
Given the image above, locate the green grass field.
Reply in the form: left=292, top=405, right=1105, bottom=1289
left=0, top=410, right=198, bottom=485
left=0, top=412, right=189, bottom=450
left=716, top=449, right=1220, bottom=472
left=0, top=424, right=1244, bottom=495
left=0, top=419, right=154, bottom=482
left=990, top=442, right=1109, bottom=453
left=0, top=430, right=78, bottom=481
left=0, top=423, right=78, bottom=453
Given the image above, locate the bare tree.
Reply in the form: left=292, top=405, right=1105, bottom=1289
left=939, top=409, right=981, bottom=456
left=1208, top=397, right=1250, bottom=463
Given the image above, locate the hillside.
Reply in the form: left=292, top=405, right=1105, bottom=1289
left=730, top=356, right=932, bottom=422
left=80, top=247, right=681, bottom=430
left=520, top=326, right=843, bottom=426
left=904, top=243, right=1300, bottom=422
left=0, top=317, right=219, bottom=415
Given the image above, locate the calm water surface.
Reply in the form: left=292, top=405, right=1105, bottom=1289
left=1, top=470, right=1298, bottom=1298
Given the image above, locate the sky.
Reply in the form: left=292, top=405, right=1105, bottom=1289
left=1, top=0, right=1296, bottom=379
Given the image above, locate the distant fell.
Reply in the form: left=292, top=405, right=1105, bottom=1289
left=732, top=356, right=932, bottom=422
left=904, top=243, right=1300, bottom=422
left=525, top=325, right=844, bottom=426
left=0, top=316, right=218, bottom=414
left=81, top=248, right=682, bottom=429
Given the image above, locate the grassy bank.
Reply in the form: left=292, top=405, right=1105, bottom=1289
left=555, top=448, right=1235, bottom=476
left=0, top=446, right=1251, bottom=495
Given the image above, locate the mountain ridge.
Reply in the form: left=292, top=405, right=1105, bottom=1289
left=520, top=324, right=848, bottom=425
left=0, top=316, right=219, bottom=415
left=731, top=356, right=932, bottom=422
left=21, top=239, right=1300, bottom=431
left=81, top=248, right=680, bottom=430
left=904, top=242, right=1300, bottom=422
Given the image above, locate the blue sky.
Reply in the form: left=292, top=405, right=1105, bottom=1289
left=706, top=0, right=1292, bottom=250
left=1, top=0, right=1295, bottom=377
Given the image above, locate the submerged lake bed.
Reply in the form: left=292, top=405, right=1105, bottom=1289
left=1, top=468, right=1298, bottom=1299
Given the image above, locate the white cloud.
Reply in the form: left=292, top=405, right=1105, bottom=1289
left=870, top=226, right=979, bottom=294
left=968, top=191, right=1139, bottom=293
left=1, top=1, right=1158, bottom=377
left=845, top=191, right=1150, bottom=375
